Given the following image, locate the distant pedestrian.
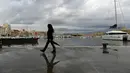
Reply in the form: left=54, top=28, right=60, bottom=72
left=40, top=24, right=60, bottom=53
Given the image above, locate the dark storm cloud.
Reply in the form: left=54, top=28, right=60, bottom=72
left=47, top=18, right=66, bottom=25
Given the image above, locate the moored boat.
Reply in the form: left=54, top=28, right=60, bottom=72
left=0, top=37, right=39, bottom=47
left=102, top=30, right=129, bottom=41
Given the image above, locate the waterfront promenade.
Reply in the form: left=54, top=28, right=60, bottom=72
left=0, top=45, right=130, bottom=73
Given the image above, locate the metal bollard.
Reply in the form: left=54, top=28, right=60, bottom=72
left=0, top=39, right=2, bottom=48
left=102, top=43, right=109, bottom=54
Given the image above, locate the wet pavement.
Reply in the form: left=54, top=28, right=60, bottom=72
left=0, top=45, right=130, bottom=73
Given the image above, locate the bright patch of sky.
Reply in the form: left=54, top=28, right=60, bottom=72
left=0, top=0, right=129, bottom=33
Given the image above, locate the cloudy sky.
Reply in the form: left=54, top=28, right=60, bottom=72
left=0, top=0, right=130, bottom=33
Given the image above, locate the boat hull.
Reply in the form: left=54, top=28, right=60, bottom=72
left=102, top=35, right=124, bottom=41
left=0, top=37, right=39, bottom=46
left=102, top=34, right=129, bottom=41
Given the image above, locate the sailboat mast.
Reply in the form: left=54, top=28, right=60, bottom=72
left=114, top=0, right=117, bottom=25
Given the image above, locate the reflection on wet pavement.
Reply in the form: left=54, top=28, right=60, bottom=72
left=41, top=52, right=60, bottom=73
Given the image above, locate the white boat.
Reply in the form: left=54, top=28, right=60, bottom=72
left=102, top=30, right=129, bottom=41
left=102, top=0, right=129, bottom=41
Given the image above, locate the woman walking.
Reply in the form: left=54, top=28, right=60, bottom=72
left=40, top=24, right=60, bottom=53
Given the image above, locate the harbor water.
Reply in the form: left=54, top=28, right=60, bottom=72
left=38, top=37, right=130, bottom=47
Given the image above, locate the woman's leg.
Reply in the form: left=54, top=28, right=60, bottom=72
left=50, top=40, right=56, bottom=52
left=40, top=40, right=50, bottom=52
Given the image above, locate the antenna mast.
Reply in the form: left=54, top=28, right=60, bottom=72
left=114, top=0, right=118, bottom=25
